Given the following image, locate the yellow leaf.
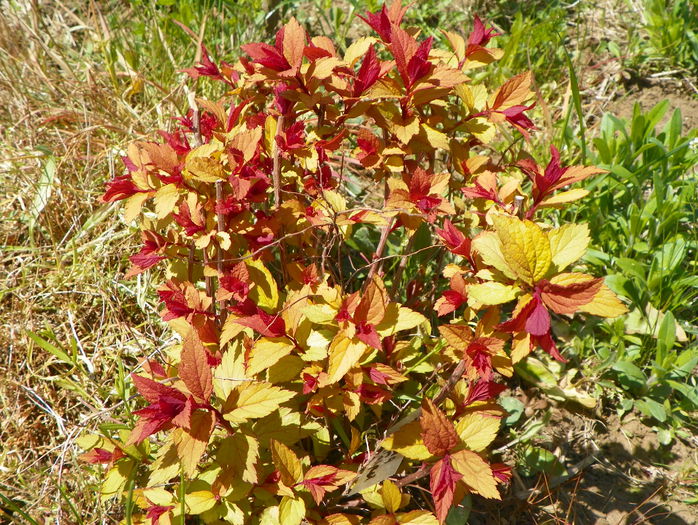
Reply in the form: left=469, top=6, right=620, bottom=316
left=398, top=510, right=439, bottom=524
left=344, top=36, right=377, bottom=66
left=267, top=354, right=305, bottom=384
left=455, top=413, right=500, bottom=451
left=467, top=282, right=519, bottom=306
left=450, top=449, right=500, bottom=499
left=279, top=495, right=306, bottom=525
left=101, top=459, right=135, bottom=501
left=123, top=192, right=150, bottom=223
left=246, top=338, right=294, bottom=378
left=510, top=332, right=531, bottom=364
left=213, top=341, right=247, bottom=400
left=421, top=124, right=450, bottom=150
left=327, top=336, right=367, bottom=384
left=548, top=223, right=589, bottom=272
left=154, top=184, right=179, bottom=219
left=377, top=305, right=427, bottom=336
left=538, top=188, right=589, bottom=207
left=223, top=382, right=295, bottom=424
left=174, top=411, right=214, bottom=476
left=246, top=258, right=279, bottom=309
left=185, top=490, right=217, bottom=514
left=304, top=304, right=338, bottom=324
left=382, top=420, right=432, bottom=461
left=579, top=284, right=628, bottom=318
left=492, top=215, right=551, bottom=284
left=147, top=439, right=179, bottom=487
left=311, top=57, right=341, bottom=80
left=217, top=432, right=259, bottom=484
left=271, top=439, right=303, bottom=486
left=392, top=115, right=420, bottom=145
left=438, top=323, right=472, bottom=352
left=471, top=232, right=516, bottom=280
left=381, top=480, right=402, bottom=513
left=142, top=486, right=174, bottom=506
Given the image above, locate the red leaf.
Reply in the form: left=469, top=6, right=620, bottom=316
left=229, top=299, right=286, bottom=338
left=525, top=295, right=550, bottom=336
left=430, top=455, right=462, bottom=523
left=464, top=380, right=506, bottom=406
left=390, top=25, right=418, bottom=88
left=241, top=42, right=290, bottom=71
left=355, top=322, right=382, bottom=350
left=354, top=44, right=381, bottom=96
left=132, top=374, right=185, bottom=405
left=435, top=220, right=471, bottom=257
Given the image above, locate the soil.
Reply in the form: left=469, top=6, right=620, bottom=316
left=468, top=388, right=698, bottom=525
left=606, top=82, right=698, bottom=133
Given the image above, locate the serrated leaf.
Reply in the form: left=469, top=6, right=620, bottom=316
left=154, top=183, right=179, bottom=219
left=382, top=420, right=432, bottom=460
left=223, top=382, right=295, bottom=424
left=455, top=413, right=500, bottom=452
left=399, top=510, right=439, bottom=524
left=381, top=480, right=402, bottom=513
left=491, top=215, right=551, bottom=285
left=179, top=329, right=212, bottom=402
left=279, top=495, right=305, bottom=525
left=471, top=232, right=516, bottom=280
left=450, top=450, right=500, bottom=499
left=578, top=284, right=628, bottom=318
left=327, top=336, right=367, bottom=384
left=548, top=223, right=589, bottom=272
left=186, top=490, right=217, bottom=514
left=271, top=439, right=303, bottom=487
left=174, top=410, right=214, bottom=476
left=217, top=432, right=259, bottom=484
left=467, top=282, right=519, bottom=306
left=246, top=338, right=294, bottom=378
left=420, top=399, right=459, bottom=456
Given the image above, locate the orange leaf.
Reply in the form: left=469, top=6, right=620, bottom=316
left=420, top=399, right=459, bottom=456
left=540, top=274, right=603, bottom=315
left=438, top=323, right=472, bottom=352
left=491, top=71, right=532, bottom=110
left=354, top=275, right=388, bottom=325
left=282, top=18, right=306, bottom=72
left=179, top=329, right=212, bottom=402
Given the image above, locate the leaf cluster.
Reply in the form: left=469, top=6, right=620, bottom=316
left=85, top=2, right=626, bottom=522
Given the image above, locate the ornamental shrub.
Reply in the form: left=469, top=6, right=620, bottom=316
left=85, top=2, right=626, bottom=523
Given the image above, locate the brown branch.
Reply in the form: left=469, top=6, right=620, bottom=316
left=272, top=114, right=285, bottom=209
left=215, top=180, right=227, bottom=326
left=396, top=463, right=430, bottom=488
left=186, top=89, right=202, bottom=147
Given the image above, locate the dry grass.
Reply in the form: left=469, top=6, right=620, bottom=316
left=0, top=1, right=182, bottom=520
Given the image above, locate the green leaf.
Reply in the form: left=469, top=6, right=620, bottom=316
left=636, top=398, right=667, bottom=423
left=656, top=310, right=676, bottom=364
left=27, top=330, right=73, bottom=366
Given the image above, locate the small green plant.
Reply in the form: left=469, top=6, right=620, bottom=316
left=567, top=100, right=698, bottom=442
left=642, top=0, right=698, bottom=74
left=82, top=2, right=626, bottom=522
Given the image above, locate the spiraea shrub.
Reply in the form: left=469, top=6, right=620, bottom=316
left=84, top=2, right=627, bottom=523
